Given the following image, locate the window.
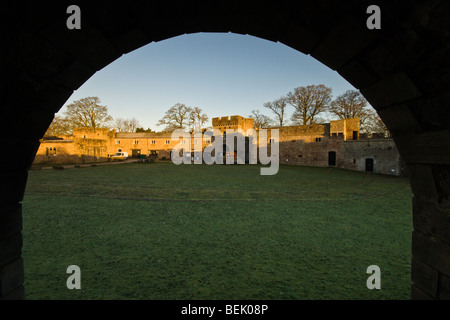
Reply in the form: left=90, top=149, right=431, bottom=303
left=48, top=147, right=57, bottom=155
left=116, top=140, right=120, bottom=144
left=165, top=140, right=170, bottom=144
left=134, top=140, right=139, bottom=145
left=315, top=137, right=322, bottom=142
left=118, top=148, right=122, bottom=152
left=151, top=140, right=156, bottom=144
left=269, top=138, right=275, bottom=144
left=205, top=139, right=211, bottom=144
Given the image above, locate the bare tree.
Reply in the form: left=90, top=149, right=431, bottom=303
left=328, top=90, right=372, bottom=126
left=328, top=90, right=389, bottom=135
left=249, top=110, right=273, bottom=129
left=114, top=117, right=141, bottom=132
left=44, top=115, right=72, bottom=137
left=264, top=96, right=288, bottom=127
left=189, top=107, right=209, bottom=129
left=125, top=117, right=140, bottom=133
left=113, top=118, right=126, bottom=132
left=288, top=84, right=332, bottom=125
left=64, top=97, right=113, bottom=130
left=157, top=103, right=192, bottom=131
left=363, top=110, right=390, bottom=136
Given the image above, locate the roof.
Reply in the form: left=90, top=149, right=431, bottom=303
left=115, top=132, right=175, bottom=139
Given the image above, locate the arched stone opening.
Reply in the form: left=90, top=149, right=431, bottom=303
left=1, top=1, right=449, bottom=299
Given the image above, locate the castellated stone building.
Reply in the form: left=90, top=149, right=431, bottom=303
left=271, top=118, right=404, bottom=175
left=33, top=115, right=404, bottom=176
left=212, top=115, right=255, bottom=133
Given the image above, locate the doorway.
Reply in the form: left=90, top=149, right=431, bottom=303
left=328, top=151, right=336, bottom=166
left=365, top=158, right=374, bottom=172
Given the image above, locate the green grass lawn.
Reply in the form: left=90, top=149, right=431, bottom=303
left=22, top=162, right=413, bottom=300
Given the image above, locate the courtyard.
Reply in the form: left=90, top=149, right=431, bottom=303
left=22, top=162, right=412, bottom=299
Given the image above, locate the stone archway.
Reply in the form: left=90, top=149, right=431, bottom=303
left=1, top=1, right=449, bottom=299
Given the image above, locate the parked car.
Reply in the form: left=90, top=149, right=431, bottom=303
left=110, top=152, right=128, bottom=160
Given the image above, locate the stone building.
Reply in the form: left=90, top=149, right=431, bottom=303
left=263, top=117, right=403, bottom=176
left=34, top=128, right=114, bottom=165
left=32, top=115, right=403, bottom=176
left=212, top=115, right=255, bottom=133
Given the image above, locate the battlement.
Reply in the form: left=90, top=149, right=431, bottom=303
left=212, top=115, right=246, bottom=125
left=72, top=127, right=115, bottom=140
left=212, top=115, right=255, bottom=132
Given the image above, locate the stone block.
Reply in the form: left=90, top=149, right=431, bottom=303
left=361, top=73, right=422, bottom=109
left=311, top=14, right=379, bottom=70
left=377, top=104, right=422, bottom=135
left=411, top=257, right=439, bottom=298
left=413, top=197, right=450, bottom=243
left=0, top=204, right=22, bottom=240
left=53, top=60, right=96, bottom=91
left=0, top=233, right=22, bottom=267
left=279, top=21, right=319, bottom=55
left=439, top=274, right=450, bottom=300
left=412, top=231, right=450, bottom=277
left=337, top=60, right=379, bottom=90
left=0, top=171, right=28, bottom=204
left=39, top=19, right=122, bottom=71
left=1, top=138, right=41, bottom=171
left=411, top=284, right=434, bottom=300
left=0, top=259, right=24, bottom=296
left=394, top=130, right=450, bottom=165
left=0, top=285, right=25, bottom=300
left=407, top=165, right=438, bottom=198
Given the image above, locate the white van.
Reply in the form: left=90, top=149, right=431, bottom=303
left=110, top=152, right=128, bottom=160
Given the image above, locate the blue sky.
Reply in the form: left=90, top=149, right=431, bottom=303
left=61, top=32, right=360, bottom=130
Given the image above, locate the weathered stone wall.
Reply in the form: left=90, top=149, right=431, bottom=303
left=34, top=120, right=403, bottom=175
left=278, top=136, right=345, bottom=167
left=343, top=139, right=405, bottom=176
left=276, top=131, right=403, bottom=176
left=34, top=137, right=109, bottom=165
left=273, top=124, right=326, bottom=143
left=72, top=127, right=115, bottom=140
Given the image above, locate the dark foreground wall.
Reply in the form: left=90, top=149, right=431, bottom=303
left=1, top=1, right=450, bottom=300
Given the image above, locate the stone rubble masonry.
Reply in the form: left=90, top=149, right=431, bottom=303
left=33, top=118, right=403, bottom=176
